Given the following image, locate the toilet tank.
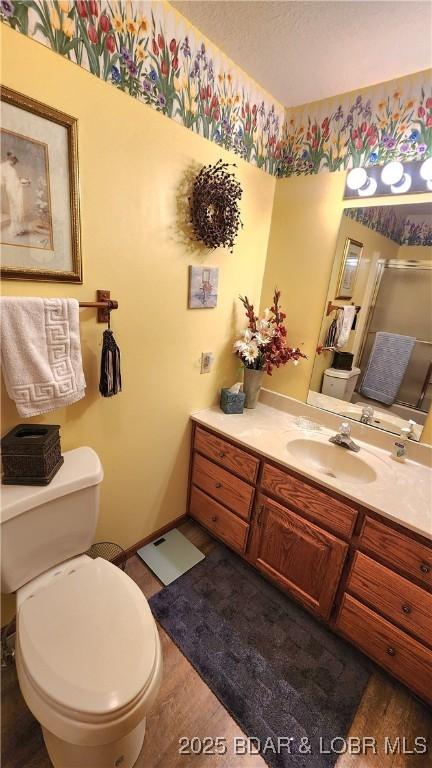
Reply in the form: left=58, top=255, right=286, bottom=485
left=1, top=447, right=103, bottom=593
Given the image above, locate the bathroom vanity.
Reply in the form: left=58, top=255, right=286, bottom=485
left=187, top=399, right=432, bottom=704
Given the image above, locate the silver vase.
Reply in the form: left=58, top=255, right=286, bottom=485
left=243, top=368, right=265, bottom=409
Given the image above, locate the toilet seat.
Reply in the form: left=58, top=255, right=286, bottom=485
left=17, top=558, right=158, bottom=720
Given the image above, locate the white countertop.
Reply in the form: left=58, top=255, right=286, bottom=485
left=192, top=403, right=432, bottom=541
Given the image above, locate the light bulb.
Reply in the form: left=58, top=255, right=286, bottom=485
left=358, top=177, right=377, bottom=197
left=381, top=161, right=404, bottom=186
left=420, top=157, right=432, bottom=181
left=391, top=173, right=412, bottom=194
left=427, top=180, right=432, bottom=191
left=346, top=167, right=368, bottom=191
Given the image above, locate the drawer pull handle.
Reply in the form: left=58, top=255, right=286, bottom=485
left=215, top=482, right=222, bottom=489
left=211, top=515, right=217, bottom=523
left=387, top=647, right=396, bottom=657
left=219, top=451, right=226, bottom=458
left=402, top=604, right=412, bottom=614
left=420, top=563, right=430, bottom=574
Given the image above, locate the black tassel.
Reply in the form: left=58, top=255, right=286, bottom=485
left=99, top=329, right=122, bottom=397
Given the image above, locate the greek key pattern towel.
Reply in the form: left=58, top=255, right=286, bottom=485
left=1, top=297, right=86, bottom=417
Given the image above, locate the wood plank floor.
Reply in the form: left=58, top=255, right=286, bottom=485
left=1, top=519, right=431, bottom=768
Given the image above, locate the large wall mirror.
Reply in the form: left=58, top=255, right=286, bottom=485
left=307, top=201, right=432, bottom=441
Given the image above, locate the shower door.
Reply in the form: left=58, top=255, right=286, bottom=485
left=358, top=262, right=432, bottom=412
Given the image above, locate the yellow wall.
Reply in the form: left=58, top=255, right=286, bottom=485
left=260, top=172, right=432, bottom=442
left=1, top=26, right=276, bottom=623
left=397, top=245, right=431, bottom=260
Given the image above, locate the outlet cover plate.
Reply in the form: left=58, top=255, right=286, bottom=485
left=200, top=352, right=213, bottom=373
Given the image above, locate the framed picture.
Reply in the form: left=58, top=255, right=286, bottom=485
left=0, top=86, right=82, bottom=282
left=188, top=266, right=219, bottom=308
left=335, top=237, right=363, bottom=299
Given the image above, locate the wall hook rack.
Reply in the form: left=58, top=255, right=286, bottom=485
left=79, top=290, right=118, bottom=323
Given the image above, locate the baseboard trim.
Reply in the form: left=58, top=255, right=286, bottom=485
left=114, top=514, right=188, bottom=564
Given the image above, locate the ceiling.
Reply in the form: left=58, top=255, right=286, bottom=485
left=172, top=1, right=432, bottom=107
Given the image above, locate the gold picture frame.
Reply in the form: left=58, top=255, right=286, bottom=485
left=0, top=86, right=82, bottom=283
left=335, top=237, right=363, bottom=300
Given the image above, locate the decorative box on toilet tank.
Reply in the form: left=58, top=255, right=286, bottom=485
left=1, top=424, right=63, bottom=485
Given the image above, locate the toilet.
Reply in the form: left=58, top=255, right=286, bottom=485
left=0, top=447, right=162, bottom=768
left=322, top=366, right=361, bottom=402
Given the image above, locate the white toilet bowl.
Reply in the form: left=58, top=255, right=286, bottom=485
left=15, top=555, right=162, bottom=768
left=1, top=448, right=163, bottom=767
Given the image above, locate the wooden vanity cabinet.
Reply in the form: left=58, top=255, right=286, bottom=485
left=261, top=462, right=357, bottom=538
left=337, top=594, right=432, bottom=704
left=194, top=426, right=259, bottom=483
left=358, top=517, right=432, bottom=590
left=250, top=495, right=348, bottom=620
left=188, top=422, right=432, bottom=703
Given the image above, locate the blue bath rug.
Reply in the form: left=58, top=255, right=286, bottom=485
left=149, top=544, right=371, bottom=768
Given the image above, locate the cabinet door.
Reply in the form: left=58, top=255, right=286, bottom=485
left=252, top=497, right=348, bottom=619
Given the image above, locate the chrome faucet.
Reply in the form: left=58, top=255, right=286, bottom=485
left=329, top=422, right=360, bottom=452
left=360, top=406, right=374, bottom=425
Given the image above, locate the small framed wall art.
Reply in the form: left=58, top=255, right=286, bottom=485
left=335, top=237, right=363, bottom=299
left=0, top=86, right=82, bottom=283
left=188, top=266, right=219, bottom=308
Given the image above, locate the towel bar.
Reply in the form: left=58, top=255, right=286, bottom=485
left=79, top=290, right=118, bottom=322
left=326, top=301, right=361, bottom=316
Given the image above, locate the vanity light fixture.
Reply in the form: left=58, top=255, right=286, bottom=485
left=420, top=157, right=432, bottom=191
left=346, top=168, right=368, bottom=191
left=381, top=161, right=404, bottom=186
left=344, top=158, right=432, bottom=199
left=391, top=173, right=412, bottom=194
left=380, top=161, right=412, bottom=194
left=358, top=177, right=378, bottom=196
left=346, top=168, right=377, bottom=196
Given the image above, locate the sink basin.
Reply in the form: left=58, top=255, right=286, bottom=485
left=286, top=438, right=377, bottom=484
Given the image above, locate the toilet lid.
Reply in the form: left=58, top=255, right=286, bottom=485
left=324, top=367, right=361, bottom=379
left=18, top=558, right=158, bottom=716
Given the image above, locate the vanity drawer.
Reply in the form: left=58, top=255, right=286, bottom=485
left=261, top=463, right=357, bottom=538
left=194, top=427, right=259, bottom=483
left=192, top=453, right=254, bottom=520
left=189, top=486, right=249, bottom=553
left=348, top=552, right=432, bottom=646
left=337, top=594, right=432, bottom=704
left=359, top=517, right=432, bottom=590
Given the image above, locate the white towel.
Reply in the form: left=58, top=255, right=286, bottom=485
left=335, top=305, right=357, bottom=349
left=1, top=297, right=86, bottom=417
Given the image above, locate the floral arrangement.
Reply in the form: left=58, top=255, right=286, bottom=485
left=234, top=290, right=307, bottom=375
left=189, top=159, right=242, bottom=252
left=1, top=0, right=283, bottom=174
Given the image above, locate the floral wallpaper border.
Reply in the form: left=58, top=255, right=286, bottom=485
left=279, top=70, right=432, bottom=177
left=344, top=206, right=432, bottom=247
left=1, top=1, right=431, bottom=178
left=0, top=0, right=284, bottom=174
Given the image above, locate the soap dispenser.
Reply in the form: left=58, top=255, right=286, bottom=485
left=391, top=427, right=411, bottom=462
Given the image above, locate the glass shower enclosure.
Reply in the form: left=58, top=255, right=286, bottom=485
left=357, top=261, right=432, bottom=417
